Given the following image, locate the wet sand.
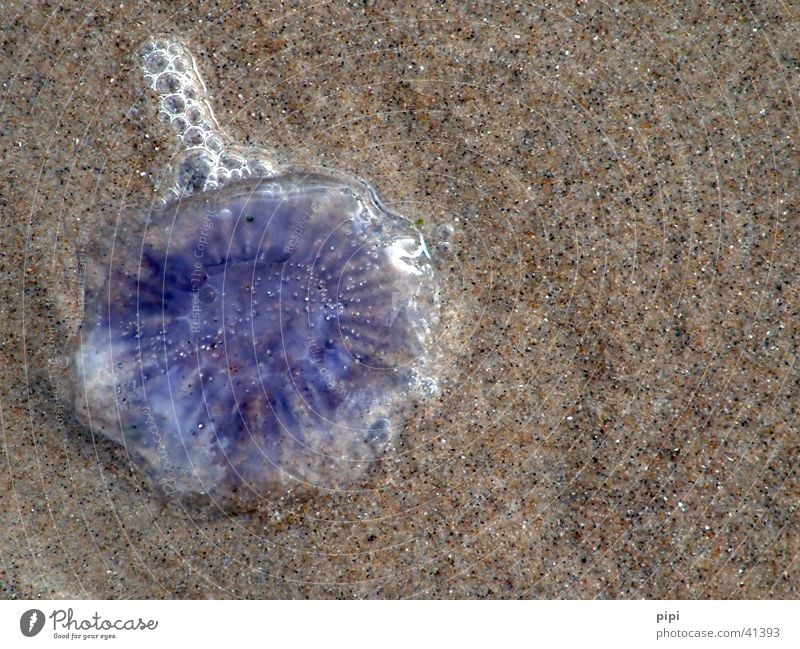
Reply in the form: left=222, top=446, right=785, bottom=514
left=1, top=1, right=798, bottom=598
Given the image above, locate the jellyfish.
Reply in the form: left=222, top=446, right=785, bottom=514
left=69, top=37, right=440, bottom=502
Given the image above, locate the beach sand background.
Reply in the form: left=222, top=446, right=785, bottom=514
left=1, top=1, right=798, bottom=598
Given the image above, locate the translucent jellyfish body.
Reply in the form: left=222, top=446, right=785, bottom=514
left=69, top=38, right=440, bottom=501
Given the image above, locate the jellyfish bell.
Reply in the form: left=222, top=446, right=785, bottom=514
left=70, top=163, right=440, bottom=502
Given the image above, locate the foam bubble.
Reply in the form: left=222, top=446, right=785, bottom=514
left=139, top=35, right=277, bottom=200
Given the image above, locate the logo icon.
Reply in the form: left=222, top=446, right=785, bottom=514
left=20, top=609, right=45, bottom=637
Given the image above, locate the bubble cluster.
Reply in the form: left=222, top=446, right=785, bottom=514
left=140, top=37, right=276, bottom=198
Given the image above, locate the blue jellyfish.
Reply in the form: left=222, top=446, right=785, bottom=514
left=70, top=37, right=439, bottom=502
